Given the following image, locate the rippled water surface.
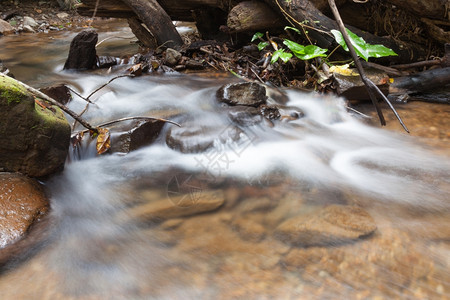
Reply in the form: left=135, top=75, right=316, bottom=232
left=0, top=20, right=449, bottom=299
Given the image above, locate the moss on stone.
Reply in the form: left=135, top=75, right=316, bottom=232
left=0, top=75, right=30, bottom=105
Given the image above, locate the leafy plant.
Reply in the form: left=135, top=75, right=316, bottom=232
left=331, top=28, right=397, bottom=61
left=251, top=31, right=328, bottom=64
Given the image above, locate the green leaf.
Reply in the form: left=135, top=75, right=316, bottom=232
left=296, top=45, right=328, bottom=60
left=283, top=39, right=305, bottom=55
left=366, top=44, right=398, bottom=58
left=271, top=49, right=292, bottom=64
left=284, top=26, right=301, bottom=35
left=283, top=39, right=327, bottom=60
left=251, top=32, right=263, bottom=42
left=331, top=28, right=397, bottom=61
left=257, top=41, right=269, bottom=51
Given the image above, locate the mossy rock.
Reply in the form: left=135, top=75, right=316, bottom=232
left=0, top=75, right=71, bottom=177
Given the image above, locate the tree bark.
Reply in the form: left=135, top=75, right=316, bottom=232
left=121, top=0, right=183, bottom=48
left=227, top=0, right=283, bottom=33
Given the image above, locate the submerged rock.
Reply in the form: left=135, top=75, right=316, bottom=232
left=217, top=82, right=267, bottom=107
left=0, top=75, right=71, bottom=177
left=274, top=205, right=377, bottom=247
left=0, top=173, right=49, bottom=248
left=166, top=121, right=242, bottom=153
left=226, top=106, right=263, bottom=126
left=124, top=190, right=225, bottom=222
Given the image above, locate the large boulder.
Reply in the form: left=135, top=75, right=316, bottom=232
left=0, top=173, right=49, bottom=248
left=0, top=75, right=71, bottom=177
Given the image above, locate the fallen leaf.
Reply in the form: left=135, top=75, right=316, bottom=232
left=96, top=128, right=111, bottom=155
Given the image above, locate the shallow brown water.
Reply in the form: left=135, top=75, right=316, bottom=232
left=0, top=20, right=449, bottom=299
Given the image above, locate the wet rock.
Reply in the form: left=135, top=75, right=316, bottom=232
left=259, top=104, right=280, bottom=120
left=0, top=173, right=49, bottom=248
left=23, top=16, right=38, bottom=28
left=185, top=59, right=205, bottom=70
left=217, top=82, right=267, bottom=107
left=39, top=84, right=72, bottom=105
left=227, top=106, right=263, bottom=126
left=166, top=121, right=242, bottom=153
left=63, top=29, right=98, bottom=70
left=274, top=205, right=377, bottom=247
left=110, top=120, right=165, bottom=154
left=0, top=75, right=71, bottom=177
left=231, top=218, right=266, bottom=242
left=164, top=48, right=182, bottom=66
left=97, top=56, right=118, bottom=69
left=0, top=19, right=14, bottom=35
left=22, top=25, right=35, bottom=33
left=333, top=68, right=389, bottom=101
left=125, top=190, right=225, bottom=222
left=56, top=12, right=69, bottom=19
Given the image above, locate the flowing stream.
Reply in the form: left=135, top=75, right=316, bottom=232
left=0, top=20, right=449, bottom=299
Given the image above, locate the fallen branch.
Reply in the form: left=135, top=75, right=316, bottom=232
left=74, top=116, right=181, bottom=135
left=327, top=0, right=409, bottom=133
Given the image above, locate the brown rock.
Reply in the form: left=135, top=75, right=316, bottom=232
left=216, top=82, right=267, bottom=107
left=0, top=173, right=49, bottom=248
left=274, top=205, right=377, bottom=247
left=232, top=218, right=266, bottom=242
left=124, top=190, right=225, bottom=222
left=0, top=19, right=14, bottom=35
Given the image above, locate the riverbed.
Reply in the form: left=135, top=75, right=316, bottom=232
left=0, top=19, right=449, bottom=299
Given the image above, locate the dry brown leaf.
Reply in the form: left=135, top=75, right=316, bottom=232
left=96, top=128, right=111, bottom=155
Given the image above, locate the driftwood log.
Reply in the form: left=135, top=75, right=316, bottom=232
left=78, top=0, right=448, bottom=62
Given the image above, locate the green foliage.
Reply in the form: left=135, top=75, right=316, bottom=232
left=271, top=49, right=292, bottom=64
left=251, top=32, right=264, bottom=42
left=283, top=40, right=327, bottom=60
left=251, top=30, right=328, bottom=64
left=257, top=41, right=269, bottom=51
left=331, top=28, right=397, bottom=61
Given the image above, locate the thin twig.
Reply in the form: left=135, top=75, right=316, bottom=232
left=74, top=116, right=180, bottom=135
left=86, top=74, right=134, bottom=101
left=0, top=73, right=98, bottom=133
left=66, top=86, right=93, bottom=103
left=327, top=0, right=409, bottom=133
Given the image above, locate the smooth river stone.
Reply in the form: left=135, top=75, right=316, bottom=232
left=216, top=82, right=267, bottom=107
left=0, top=173, right=49, bottom=248
left=274, top=205, right=377, bottom=247
left=124, top=190, right=225, bottom=222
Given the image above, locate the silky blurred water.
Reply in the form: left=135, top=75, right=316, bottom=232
left=0, top=20, right=449, bottom=299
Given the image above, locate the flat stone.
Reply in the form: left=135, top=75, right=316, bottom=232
left=56, top=12, right=69, bottom=19
left=232, top=218, right=266, bottom=242
left=0, top=173, right=49, bottom=248
left=0, top=19, right=14, bottom=35
left=216, top=82, right=267, bottom=107
left=274, top=205, right=377, bottom=247
left=125, top=190, right=225, bottom=222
